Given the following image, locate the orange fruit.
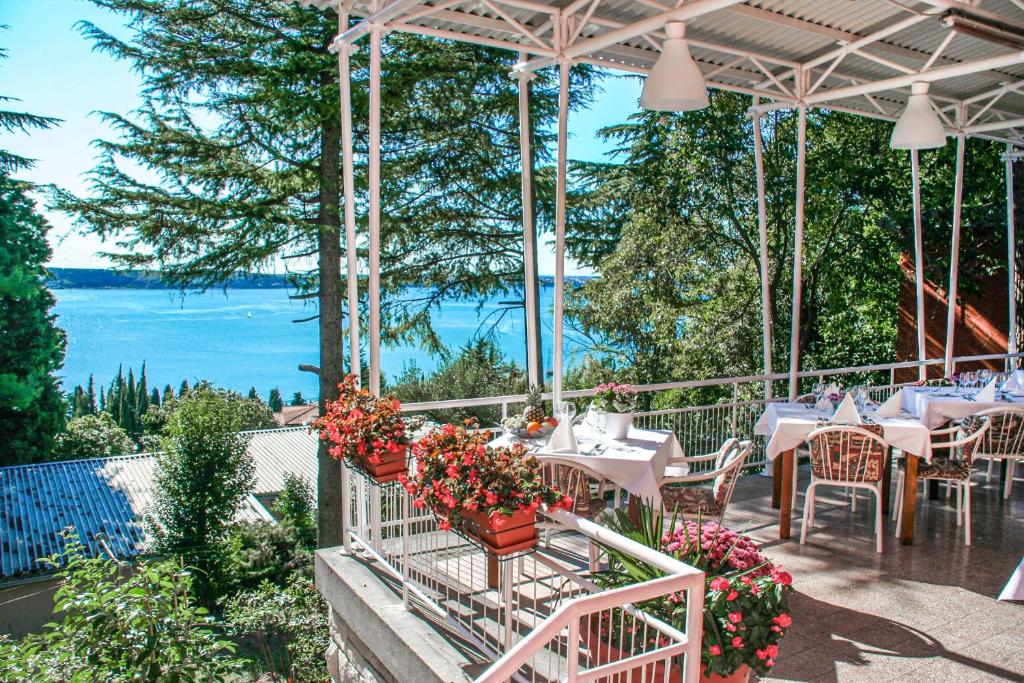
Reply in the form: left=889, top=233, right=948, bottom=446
left=526, top=421, right=542, bottom=434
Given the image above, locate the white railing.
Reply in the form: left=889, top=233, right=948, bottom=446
left=399, top=352, right=1024, bottom=471
left=343, top=473, right=704, bottom=682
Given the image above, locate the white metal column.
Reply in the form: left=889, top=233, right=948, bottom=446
left=1007, top=145, right=1018, bottom=367
left=368, top=23, right=383, bottom=395
left=752, top=98, right=773, bottom=400
left=911, top=150, right=927, bottom=381
left=788, top=101, right=807, bottom=401
left=517, top=52, right=541, bottom=388
left=339, top=15, right=360, bottom=384
left=552, top=50, right=570, bottom=406
left=944, top=130, right=966, bottom=376
left=337, top=9, right=356, bottom=553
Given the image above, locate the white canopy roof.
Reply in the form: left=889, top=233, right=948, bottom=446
left=300, top=0, right=1024, bottom=146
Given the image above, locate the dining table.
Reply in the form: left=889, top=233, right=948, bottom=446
left=754, top=401, right=933, bottom=543
left=489, top=421, right=685, bottom=507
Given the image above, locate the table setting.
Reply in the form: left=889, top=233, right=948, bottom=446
left=902, top=370, right=1024, bottom=429
left=490, top=392, right=684, bottom=506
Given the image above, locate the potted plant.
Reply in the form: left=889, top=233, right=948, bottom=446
left=591, top=504, right=794, bottom=683
left=592, top=382, right=636, bottom=439
left=400, top=419, right=573, bottom=554
left=313, top=374, right=412, bottom=484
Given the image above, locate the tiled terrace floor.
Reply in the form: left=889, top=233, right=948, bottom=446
left=722, top=468, right=1024, bottom=682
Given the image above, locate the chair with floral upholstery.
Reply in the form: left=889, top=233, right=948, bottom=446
left=657, top=440, right=753, bottom=525
left=894, top=415, right=991, bottom=546
left=800, top=424, right=889, bottom=553
left=970, top=407, right=1024, bottom=499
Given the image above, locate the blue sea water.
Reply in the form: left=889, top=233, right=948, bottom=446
left=52, top=287, right=592, bottom=399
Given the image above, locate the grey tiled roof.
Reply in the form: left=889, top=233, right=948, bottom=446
left=0, top=427, right=318, bottom=581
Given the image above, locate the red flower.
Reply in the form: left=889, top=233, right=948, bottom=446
left=727, top=612, right=743, bottom=624
left=766, top=644, right=778, bottom=658
left=726, top=590, right=738, bottom=601
left=725, top=623, right=736, bottom=633
left=731, top=636, right=744, bottom=648
left=437, top=518, right=451, bottom=531
left=756, top=649, right=767, bottom=660
left=709, top=577, right=730, bottom=592
left=773, top=613, right=793, bottom=628
left=708, top=645, right=722, bottom=656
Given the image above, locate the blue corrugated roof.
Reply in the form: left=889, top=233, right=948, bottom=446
left=0, top=427, right=318, bottom=580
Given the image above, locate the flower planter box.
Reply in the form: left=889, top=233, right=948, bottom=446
left=700, top=664, right=750, bottom=683
left=354, top=445, right=408, bottom=484
left=581, top=626, right=681, bottom=683
left=460, top=508, right=538, bottom=554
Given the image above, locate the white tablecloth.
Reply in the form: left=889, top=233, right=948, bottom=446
left=901, top=386, right=1024, bottom=430
left=491, top=423, right=684, bottom=506
left=755, top=402, right=933, bottom=462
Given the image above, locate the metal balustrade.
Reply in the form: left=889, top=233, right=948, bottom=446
left=343, top=470, right=705, bottom=682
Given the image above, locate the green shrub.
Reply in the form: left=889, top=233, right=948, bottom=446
left=0, top=534, right=244, bottom=682
left=53, top=412, right=135, bottom=459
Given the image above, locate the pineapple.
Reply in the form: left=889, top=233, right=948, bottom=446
left=522, top=384, right=545, bottom=423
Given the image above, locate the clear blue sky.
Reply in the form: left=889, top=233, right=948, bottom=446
left=1, top=0, right=642, bottom=276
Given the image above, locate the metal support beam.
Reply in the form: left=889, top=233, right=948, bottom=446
left=1009, top=145, right=1019, bottom=366
left=752, top=97, right=773, bottom=400
left=552, top=51, right=570, bottom=405
left=339, top=17, right=360, bottom=385
left=804, top=50, right=1024, bottom=106
left=788, top=98, right=807, bottom=401
left=945, top=130, right=967, bottom=376
left=368, top=23, right=383, bottom=394
left=911, top=150, right=928, bottom=381
left=517, top=53, right=542, bottom=388
left=338, top=9, right=354, bottom=554
left=334, top=0, right=424, bottom=47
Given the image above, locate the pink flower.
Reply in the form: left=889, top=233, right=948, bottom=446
left=773, top=613, right=793, bottom=628
left=731, top=636, right=744, bottom=648
left=756, top=649, right=767, bottom=660
left=709, top=577, right=730, bottom=592
left=726, top=590, right=738, bottom=601
left=766, top=644, right=778, bottom=658
left=727, top=612, right=743, bottom=624
left=708, top=645, right=722, bottom=656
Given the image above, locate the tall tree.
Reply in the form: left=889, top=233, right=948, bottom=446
left=0, top=41, right=66, bottom=465
left=56, top=0, right=592, bottom=546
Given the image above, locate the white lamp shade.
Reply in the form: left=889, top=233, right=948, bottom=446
left=640, top=24, right=708, bottom=111
left=890, top=83, right=946, bottom=149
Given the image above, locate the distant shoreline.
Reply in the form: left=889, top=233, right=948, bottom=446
left=47, top=268, right=594, bottom=290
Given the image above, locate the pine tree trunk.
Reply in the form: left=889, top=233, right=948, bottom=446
left=316, top=69, right=345, bottom=549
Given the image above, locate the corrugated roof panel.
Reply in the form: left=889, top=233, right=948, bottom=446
left=0, top=428, right=318, bottom=580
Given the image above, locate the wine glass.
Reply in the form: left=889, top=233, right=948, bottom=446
left=556, top=401, right=577, bottom=423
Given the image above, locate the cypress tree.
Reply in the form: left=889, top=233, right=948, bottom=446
left=179, top=379, right=190, bottom=396
left=268, top=388, right=283, bottom=413
left=150, top=387, right=161, bottom=407
left=247, top=387, right=258, bottom=401
left=86, top=374, right=97, bottom=414
left=163, top=384, right=174, bottom=404
left=125, top=367, right=137, bottom=436
left=136, top=362, right=149, bottom=426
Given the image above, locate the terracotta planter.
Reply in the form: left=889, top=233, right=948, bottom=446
left=460, top=508, right=538, bottom=555
left=353, top=445, right=408, bottom=484
left=700, top=664, right=750, bottom=683
left=604, top=411, right=633, bottom=440
left=581, top=627, right=681, bottom=683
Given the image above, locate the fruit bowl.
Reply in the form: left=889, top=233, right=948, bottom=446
left=507, top=423, right=555, bottom=440
left=501, top=416, right=558, bottom=440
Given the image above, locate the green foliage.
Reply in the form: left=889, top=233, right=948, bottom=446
left=567, top=89, right=1009, bottom=397
left=54, top=412, right=135, bottom=459
left=289, top=391, right=305, bottom=406
left=149, top=384, right=258, bottom=605
left=222, top=575, right=329, bottom=683
left=268, top=387, right=284, bottom=412
left=143, top=382, right=276, bottom=438
left=273, top=472, right=316, bottom=546
left=389, top=338, right=526, bottom=425
left=0, top=174, right=67, bottom=465
left=0, top=534, right=244, bottom=682
left=222, top=521, right=313, bottom=595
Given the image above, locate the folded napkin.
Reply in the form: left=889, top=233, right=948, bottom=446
left=830, top=393, right=861, bottom=425
left=976, top=378, right=998, bottom=403
left=999, top=557, right=1024, bottom=602
left=1005, top=370, right=1024, bottom=391
left=874, top=388, right=903, bottom=418
left=548, top=417, right=579, bottom=453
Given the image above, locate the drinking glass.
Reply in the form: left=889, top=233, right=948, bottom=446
left=557, top=401, right=577, bottom=423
